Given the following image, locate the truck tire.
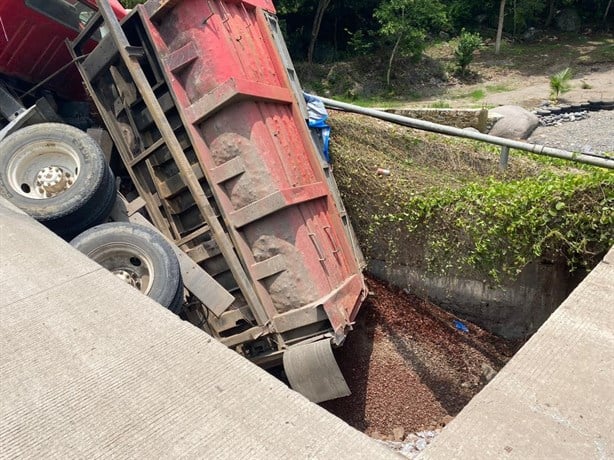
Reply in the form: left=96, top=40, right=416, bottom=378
left=71, top=222, right=184, bottom=314
left=0, top=122, right=116, bottom=239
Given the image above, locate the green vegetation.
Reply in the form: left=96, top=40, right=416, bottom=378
left=485, top=83, right=512, bottom=93
left=376, top=171, right=613, bottom=282
left=277, top=0, right=612, bottom=65
left=428, top=100, right=452, bottom=108
left=454, top=30, right=483, bottom=74
left=550, top=67, right=573, bottom=102
left=468, top=89, right=485, bottom=101
left=331, top=112, right=613, bottom=285
left=374, top=0, right=447, bottom=86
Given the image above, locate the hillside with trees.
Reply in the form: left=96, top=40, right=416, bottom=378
left=277, top=0, right=611, bottom=64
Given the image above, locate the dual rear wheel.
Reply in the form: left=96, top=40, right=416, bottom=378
left=0, top=123, right=183, bottom=312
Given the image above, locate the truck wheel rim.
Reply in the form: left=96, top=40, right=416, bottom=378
left=86, top=243, right=154, bottom=295
left=7, top=141, right=81, bottom=199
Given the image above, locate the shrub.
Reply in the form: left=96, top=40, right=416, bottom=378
left=454, top=30, right=482, bottom=74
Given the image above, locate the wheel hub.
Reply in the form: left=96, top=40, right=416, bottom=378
left=35, top=166, right=74, bottom=197
left=113, top=269, right=142, bottom=290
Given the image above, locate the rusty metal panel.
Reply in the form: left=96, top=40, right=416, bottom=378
left=139, top=0, right=366, bottom=342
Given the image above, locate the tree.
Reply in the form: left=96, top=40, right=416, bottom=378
left=307, top=0, right=331, bottom=64
left=545, top=0, right=557, bottom=27
left=605, top=0, right=613, bottom=24
left=374, top=0, right=447, bottom=86
left=495, top=0, right=506, bottom=54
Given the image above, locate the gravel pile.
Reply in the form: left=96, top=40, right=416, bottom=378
left=320, top=276, right=520, bottom=438
left=529, top=109, right=614, bottom=154
left=536, top=110, right=590, bottom=126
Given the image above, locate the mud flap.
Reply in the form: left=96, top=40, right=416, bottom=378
left=283, top=339, right=351, bottom=403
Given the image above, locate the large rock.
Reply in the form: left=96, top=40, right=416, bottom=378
left=488, top=105, right=539, bottom=140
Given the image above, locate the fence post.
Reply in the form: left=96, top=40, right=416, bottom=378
left=500, top=146, right=510, bottom=170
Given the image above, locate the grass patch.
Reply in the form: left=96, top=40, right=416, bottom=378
left=428, top=100, right=452, bottom=108
left=469, top=89, right=486, bottom=101
left=577, top=39, right=614, bottom=64
left=485, top=83, right=512, bottom=93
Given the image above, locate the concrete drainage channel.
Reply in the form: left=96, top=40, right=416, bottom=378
left=318, top=275, right=522, bottom=458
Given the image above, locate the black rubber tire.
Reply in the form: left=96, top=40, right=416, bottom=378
left=588, top=100, right=604, bottom=110
left=0, top=123, right=116, bottom=239
left=70, top=222, right=184, bottom=313
left=559, top=104, right=572, bottom=113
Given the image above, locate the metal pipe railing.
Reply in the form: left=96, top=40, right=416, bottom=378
left=319, top=97, right=614, bottom=170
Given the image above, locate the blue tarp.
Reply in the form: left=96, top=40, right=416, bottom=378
left=304, top=93, right=331, bottom=163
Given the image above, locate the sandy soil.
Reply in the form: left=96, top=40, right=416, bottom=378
left=480, top=63, right=614, bottom=108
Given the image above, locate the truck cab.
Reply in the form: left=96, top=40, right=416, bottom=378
left=0, top=0, right=125, bottom=101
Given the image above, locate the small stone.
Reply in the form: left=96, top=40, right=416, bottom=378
left=392, top=426, right=405, bottom=441
left=416, top=439, right=427, bottom=451
left=480, top=363, right=498, bottom=385
left=400, top=444, right=417, bottom=455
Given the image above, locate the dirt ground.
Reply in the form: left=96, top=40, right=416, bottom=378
left=301, top=33, right=614, bottom=110
left=417, top=35, right=614, bottom=109
left=320, top=276, right=521, bottom=438
left=463, top=63, right=613, bottom=108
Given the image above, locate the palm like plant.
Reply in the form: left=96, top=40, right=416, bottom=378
left=550, top=68, right=573, bottom=103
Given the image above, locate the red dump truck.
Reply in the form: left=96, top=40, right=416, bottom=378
left=0, top=0, right=365, bottom=402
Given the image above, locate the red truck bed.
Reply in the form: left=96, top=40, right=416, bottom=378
left=66, top=0, right=365, bottom=401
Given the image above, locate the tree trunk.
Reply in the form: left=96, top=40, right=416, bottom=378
left=605, top=0, right=612, bottom=24
left=333, top=16, right=338, bottom=60
left=512, top=0, right=517, bottom=38
left=545, top=0, right=556, bottom=28
left=386, top=33, right=403, bottom=87
left=495, top=0, right=506, bottom=55
left=307, top=0, right=331, bottom=64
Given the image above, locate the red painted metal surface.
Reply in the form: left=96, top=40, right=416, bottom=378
left=0, top=0, right=126, bottom=99
left=140, top=0, right=365, bottom=340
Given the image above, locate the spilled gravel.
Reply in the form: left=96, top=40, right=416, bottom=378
left=320, top=276, right=521, bottom=439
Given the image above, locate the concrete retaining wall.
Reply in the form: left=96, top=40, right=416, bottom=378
left=369, top=258, right=587, bottom=339
left=421, top=248, right=614, bottom=459
left=385, top=108, right=491, bottom=132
